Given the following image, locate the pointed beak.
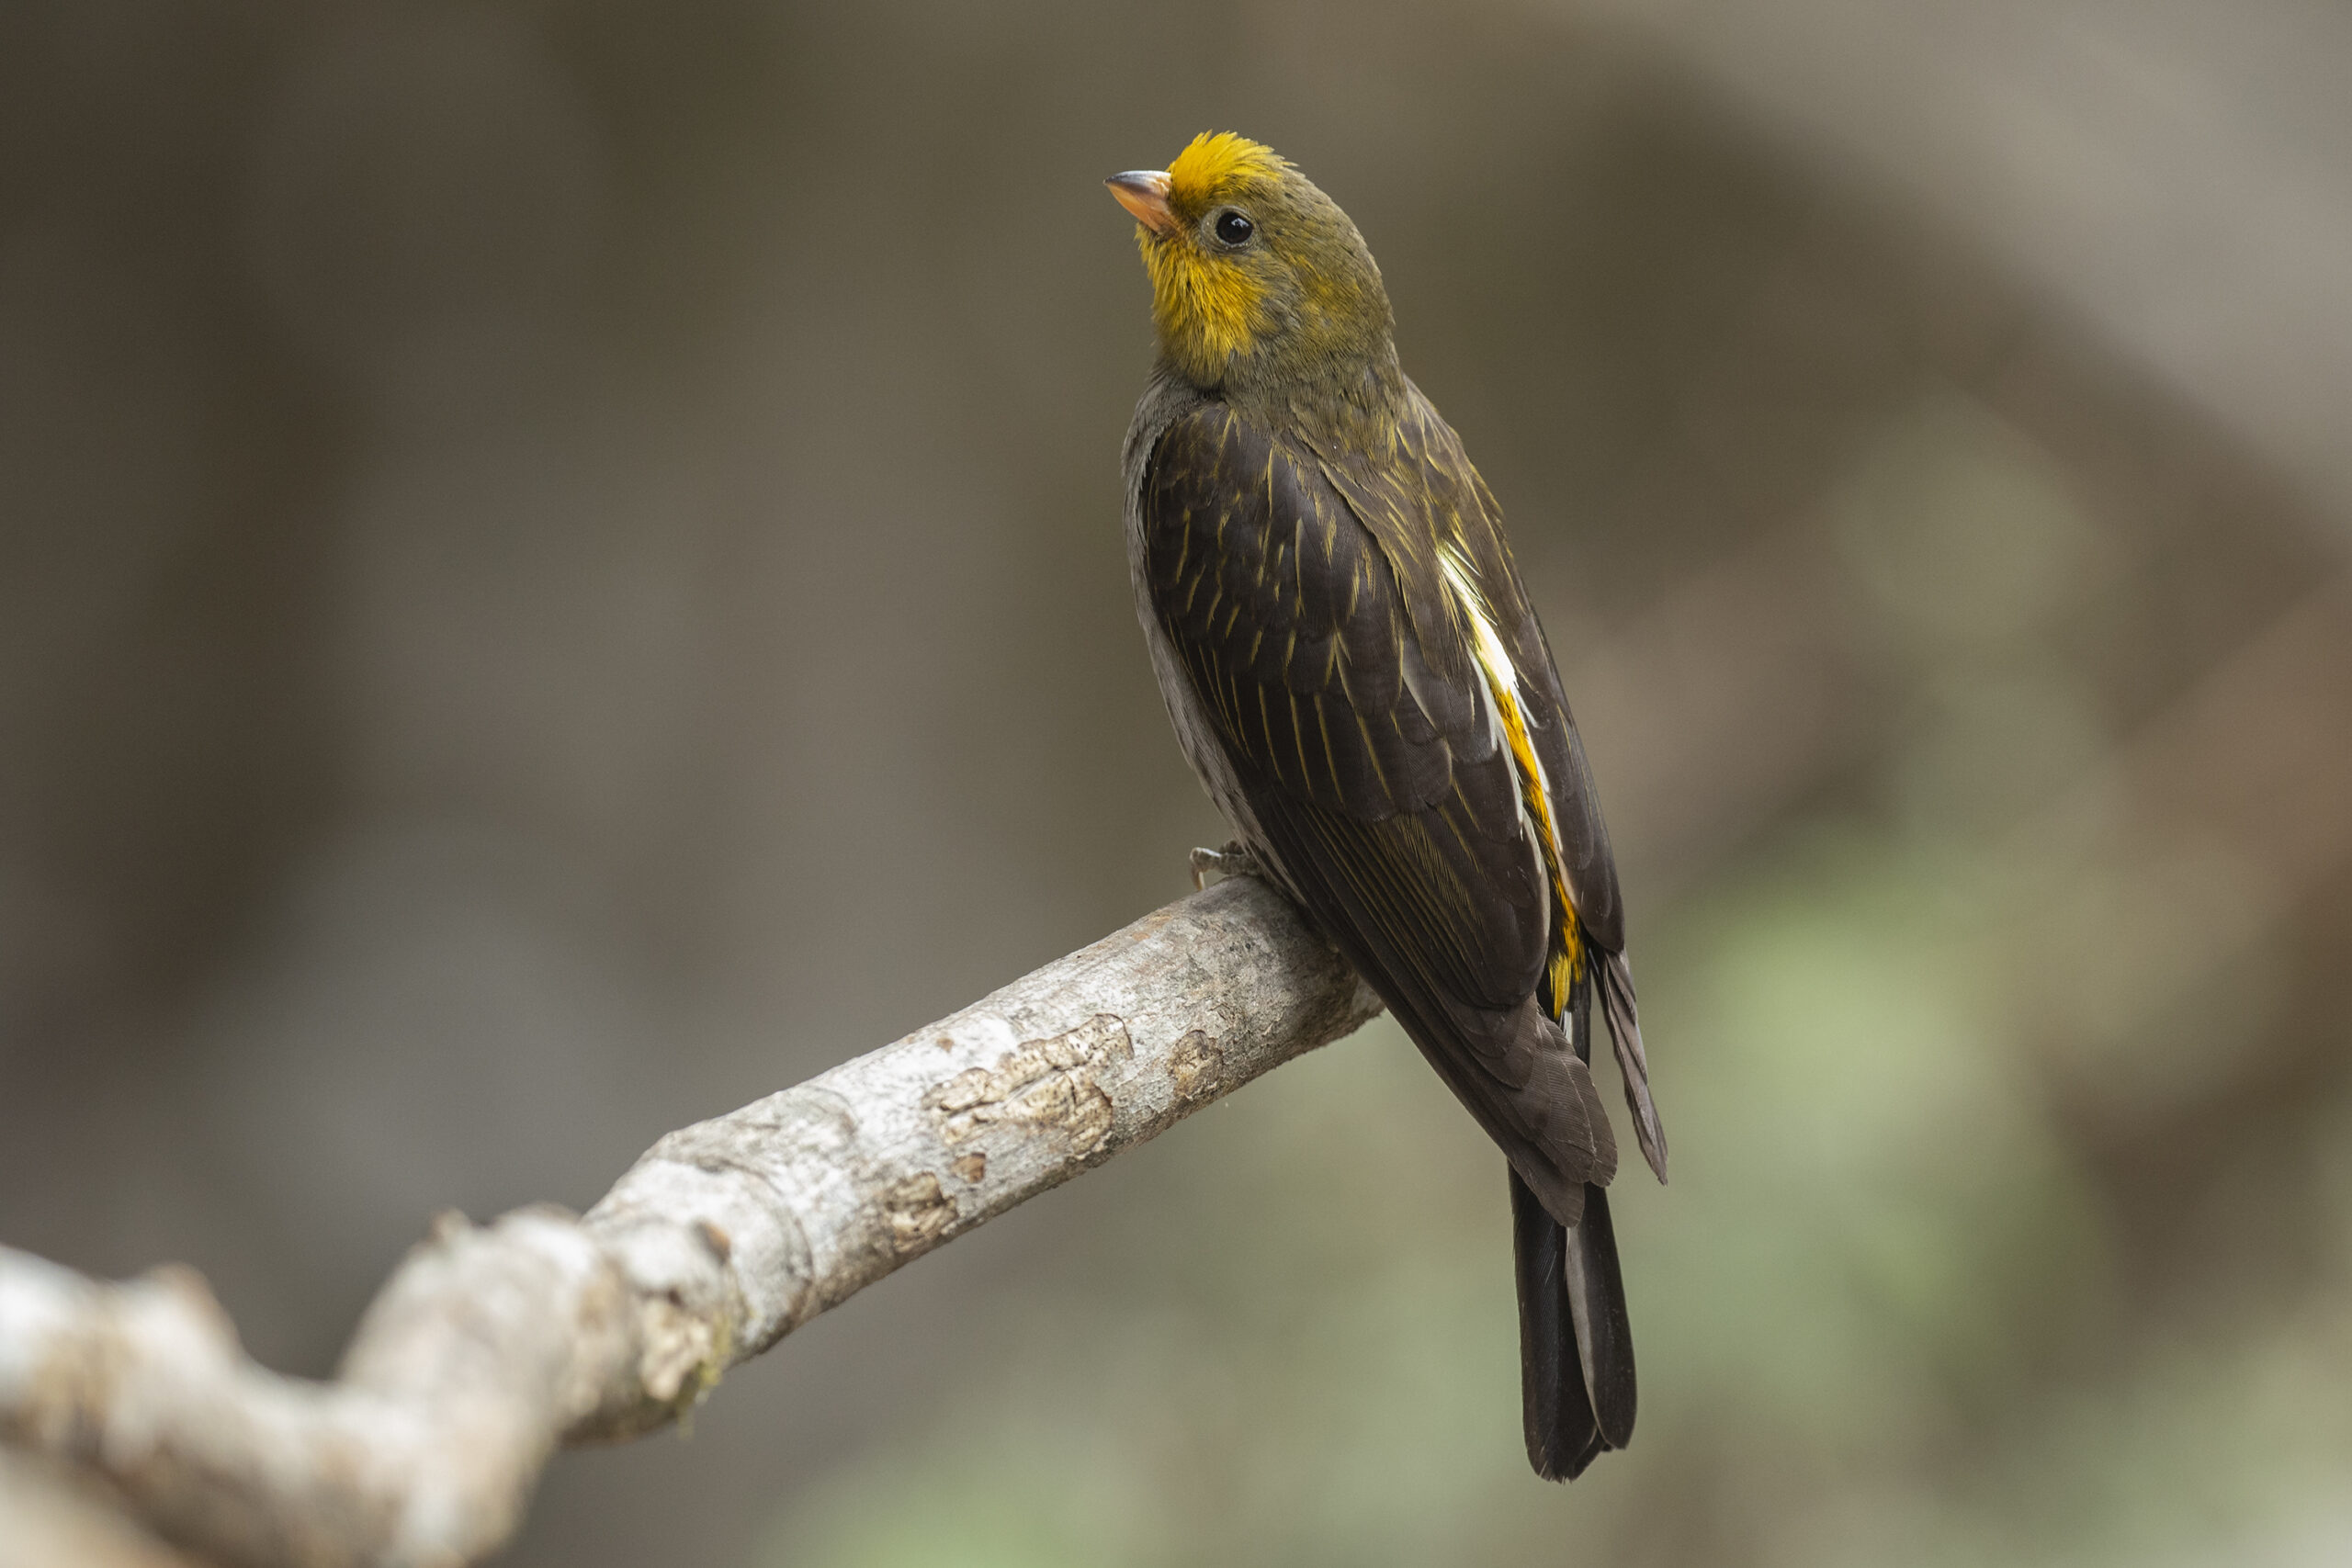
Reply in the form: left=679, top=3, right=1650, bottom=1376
left=1106, top=169, right=1177, bottom=235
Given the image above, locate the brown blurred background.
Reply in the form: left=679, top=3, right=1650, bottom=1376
left=5, top=2, right=2350, bottom=1563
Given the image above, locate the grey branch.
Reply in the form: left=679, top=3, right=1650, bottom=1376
left=0, top=877, right=1383, bottom=1568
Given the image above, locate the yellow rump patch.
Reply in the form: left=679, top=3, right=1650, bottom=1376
left=1167, top=131, right=1287, bottom=209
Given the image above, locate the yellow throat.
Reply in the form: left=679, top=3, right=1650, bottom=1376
left=1139, top=133, right=1288, bottom=376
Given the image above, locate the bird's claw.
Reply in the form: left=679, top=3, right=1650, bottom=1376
left=1189, top=840, right=1261, bottom=891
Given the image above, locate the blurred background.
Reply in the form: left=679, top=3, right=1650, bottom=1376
left=5, top=1, right=2351, bottom=1562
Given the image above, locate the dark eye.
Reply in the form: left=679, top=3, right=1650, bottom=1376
left=1213, top=209, right=1255, bottom=246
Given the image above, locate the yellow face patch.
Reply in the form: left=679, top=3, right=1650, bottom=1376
left=1142, top=133, right=1290, bottom=378
left=1140, top=230, right=1264, bottom=371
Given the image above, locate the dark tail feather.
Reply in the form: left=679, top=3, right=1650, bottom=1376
left=1513, top=960, right=1638, bottom=1476
left=1511, top=1167, right=1603, bottom=1481
left=1511, top=1170, right=1638, bottom=1478
left=1598, top=948, right=1668, bottom=1183
left=1566, top=963, right=1637, bottom=1446
left=1565, top=1183, right=1636, bottom=1447
left=1514, top=958, right=1641, bottom=1478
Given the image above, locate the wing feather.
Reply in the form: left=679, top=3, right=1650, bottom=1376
left=1140, top=401, right=1626, bottom=1212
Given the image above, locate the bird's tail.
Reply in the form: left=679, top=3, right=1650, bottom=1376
left=1513, top=968, right=1636, bottom=1481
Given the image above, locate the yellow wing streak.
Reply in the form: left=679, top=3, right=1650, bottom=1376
left=1437, top=547, right=1584, bottom=1002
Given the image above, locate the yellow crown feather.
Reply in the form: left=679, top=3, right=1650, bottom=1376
left=1166, top=131, right=1287, bottom=209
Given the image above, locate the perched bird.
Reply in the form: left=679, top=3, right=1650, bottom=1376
left=1107, top=133, right=1668, bottom=1480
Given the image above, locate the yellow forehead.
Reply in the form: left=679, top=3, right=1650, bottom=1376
left=1166, top=131, right=1286, bottom=209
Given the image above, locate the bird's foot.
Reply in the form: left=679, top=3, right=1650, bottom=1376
left=1189, top=840, right=1261, bottom=891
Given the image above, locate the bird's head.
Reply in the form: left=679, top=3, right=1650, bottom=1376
left=1108, top=133, right=1399, bottom=419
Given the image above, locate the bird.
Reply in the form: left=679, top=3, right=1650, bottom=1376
left=1105, top=132, right=1668, bottom=1481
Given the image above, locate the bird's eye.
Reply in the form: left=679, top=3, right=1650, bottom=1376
left=1212, top=209, right=1255, bottom=247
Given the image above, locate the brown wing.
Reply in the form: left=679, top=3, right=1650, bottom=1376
left=1139, top=401, right=1615, bottom=1217
left=1298, top=386, right=1667, bottom=1180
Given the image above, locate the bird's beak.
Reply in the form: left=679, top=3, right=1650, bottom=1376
left=1106, top=170, right=1177, bottom=235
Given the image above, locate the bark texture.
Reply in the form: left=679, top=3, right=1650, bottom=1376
left=0, top=877, right=1383, bottom=1568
